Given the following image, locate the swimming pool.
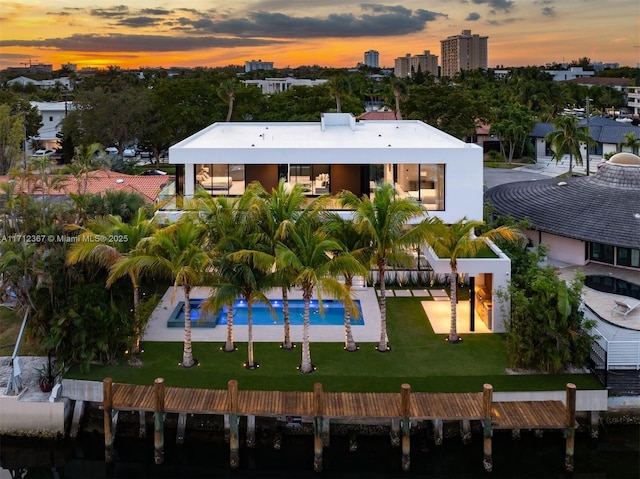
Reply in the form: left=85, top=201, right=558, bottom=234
left=167, top=298, right=364, bottom=328
left=585, top=275, right=640, bottom=300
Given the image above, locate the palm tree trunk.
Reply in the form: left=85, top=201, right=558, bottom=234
left=182, top=285, right=195, bottom=367
left=300, top=291, right=313, bottom=373
left=569, top=152, right=573, bottom=176
left=224, top=301, right=235, bottom=351
left=344, top=277, right=357, bottom=351
left=282, top=287, right=293, bottom=349
left=128, top=275, right=143, bottom=366
left=226, top=97, right=234, bottom=122
left=377, top=263, right=389, bottom=351
left=247, top=300, right=254, bottom=368
left=448, top=267, right=459, bottom=343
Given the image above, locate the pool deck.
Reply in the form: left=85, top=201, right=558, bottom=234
left=555, top=263, right=640, bottom=331
left=144, top=287, right=383, bottom=343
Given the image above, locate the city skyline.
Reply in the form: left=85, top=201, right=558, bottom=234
left=1, top=0, right=638, bottom=71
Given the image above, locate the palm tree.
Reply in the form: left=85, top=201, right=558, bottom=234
left=428, top=217, right=523, bottom=343
left=340, top=183, right=435, bottom=352
left=198, top=185, right=273, bottom=366
left=322, top=213, right=370, bottom=351
left=218, top=79, right=238, bottom=122
left=545, top=115, right=592, bottom=176
left=107, top=214, right=210, bottom=368
left=275, top=212, right=351, bottom=373
left=66, top=207, right=156, bottom=365
left=61, top=143, right=108, bottom=196
left=390, top=78, right=407, bottom=119
left=620, top=132, right=640, bottom=155
left=328, top=76, right=351, bottom=113
left=256, top=180, right=307, bottom=350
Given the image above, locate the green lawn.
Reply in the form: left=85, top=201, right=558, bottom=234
left=67, top=296, right=602, bottom=393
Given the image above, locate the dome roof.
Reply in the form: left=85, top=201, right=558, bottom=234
left=608, top=152, right=640, bottom=165
left=484, top=155, right=640, bottom=249
left=590, top=152, right=640, bottom=189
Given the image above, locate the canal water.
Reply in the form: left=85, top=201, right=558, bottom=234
left=1, top=418, right=638, bottom=478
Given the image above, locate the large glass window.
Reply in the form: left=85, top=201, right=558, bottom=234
left=195, top=163, right=244, bottom=195
left=396, top=163, right=445, bottom=210
left=590, top=242, right=614, bottom=265
left=616, top=247, right=640, bottom=268
left=289, top=164, right=330, bottom=195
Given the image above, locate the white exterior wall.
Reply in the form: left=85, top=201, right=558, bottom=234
left=170, top=114, right=484, bottom=224
left=30, top=101, right=70, bottom=151
left=527, top=229, right=587, bottom=265
left=424, top=238, right=512, bottom=332
left=535, top=138, right=547, bottom=158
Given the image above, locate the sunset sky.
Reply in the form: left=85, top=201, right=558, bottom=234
left=1, top=0, right=639, bottom=71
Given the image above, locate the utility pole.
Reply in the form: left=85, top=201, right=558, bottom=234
left=585, top=96, right=590, bottom=176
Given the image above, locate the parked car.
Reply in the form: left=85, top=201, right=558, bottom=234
left=140, top=169, right=167, bottom=176
left=33, top=149, right=54, bottom=157
left=123, top=148, right=137, bottom=158
left=105, top=146, right=118, bottom=155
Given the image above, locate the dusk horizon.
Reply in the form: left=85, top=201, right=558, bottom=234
left=1, top=0, right=638, bottom=71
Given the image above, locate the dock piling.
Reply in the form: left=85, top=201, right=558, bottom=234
left=139, top=410, right=146, bottom=438
left=461, top=419, right=471, bottom=444
left=313, top=383, right=324, bottom=472
left=400, top=383, right=411, bottom=472
left=482, top=383, right=493, bottom=473
left=176, top=412, right=187, bottom=445
left=154, top=378, right=165, bottom=465
left=103, top=378, right=114, bottom=463
left=228, top=379, right=240, bottom=469
left=565, top=383, right=577, bottom=472
left=432, top=419, right=443, bottom=446
left=247, top=415, right=256, bottom=448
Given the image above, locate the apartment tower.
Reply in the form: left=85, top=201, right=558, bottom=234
left=440, top=30, right=488, bottom=78
left=364, top=50, right=380, bottom=68
left=394, top=51, right=438, bottom=78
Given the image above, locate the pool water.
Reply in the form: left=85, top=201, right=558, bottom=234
left=167, top=298, right=364, bottom=328
left=585, top=275, right=640, bottom=300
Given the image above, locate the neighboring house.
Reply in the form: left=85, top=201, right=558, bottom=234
left=241, top=77, right=328, bottom=94
left=167, top=112, right=512, bottom=332
left=29, top=101, right=73, bottom=153
left=484, top=152, right=640, bottom=270
left=627, top=86, right=640, bottom=116
left=7, top=76, right=73, bottom=90
left=0, top=170, right=174, bottom=204
left=545, top=67, right=595, bottom=82
left=530, top=116, right=640, bottom=159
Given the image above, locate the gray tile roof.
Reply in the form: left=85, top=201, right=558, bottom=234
left=530, top=118, right=640, bottom=145
left=484, top=160, right=640, bottom=249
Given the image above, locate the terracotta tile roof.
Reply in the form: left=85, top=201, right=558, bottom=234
left=358, top=110, right=401, bottom=120
left=0, top=170, right=174, bottom=203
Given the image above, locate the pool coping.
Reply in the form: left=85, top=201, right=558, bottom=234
left=143, top=286, right=382, bottom=343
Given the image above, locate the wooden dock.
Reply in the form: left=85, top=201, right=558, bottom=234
left=102, top=379, right=578, bottom=473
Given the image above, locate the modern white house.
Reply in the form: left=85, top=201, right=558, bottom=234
left=167, top=112, right=512, bottom=332
left=28, top=101, right=72, bottom=153
left=241, top=77, right=328, bottom=95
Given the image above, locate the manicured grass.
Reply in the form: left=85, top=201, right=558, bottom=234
left=67, top=296, right=602, bottom=393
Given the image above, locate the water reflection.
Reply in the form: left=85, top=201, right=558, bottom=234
left=2, top=423, right=639, bottom=478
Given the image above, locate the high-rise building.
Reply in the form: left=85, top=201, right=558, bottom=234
left=440, top=30, right=488, bottom=78
left=394, top=54, right=412, bottom=78
left=244, top=59, right=274, bottom=72
left=364, top=50, right=380, bottom=68
left=394, top=51, right=438, bottom=78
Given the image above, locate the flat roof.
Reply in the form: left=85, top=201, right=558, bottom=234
left=169, top=113, right=481, bottom=165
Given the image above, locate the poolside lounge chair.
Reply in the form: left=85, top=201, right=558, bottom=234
left=611, top=300, right=640, bottom=318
